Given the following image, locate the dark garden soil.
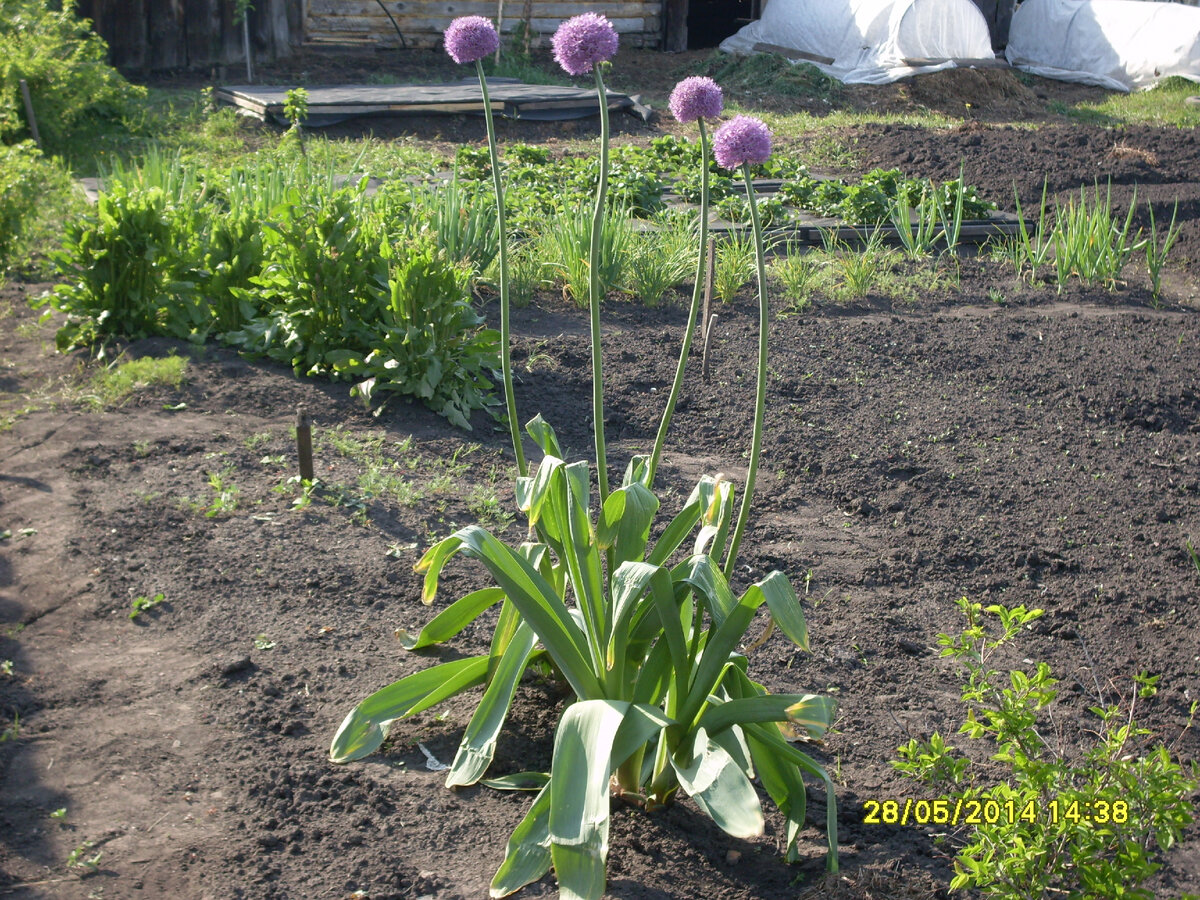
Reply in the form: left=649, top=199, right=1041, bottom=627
left=2, top=50, right=1200, bottom=900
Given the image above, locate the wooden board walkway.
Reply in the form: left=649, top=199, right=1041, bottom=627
left=215, top=78, right=648, bottom=126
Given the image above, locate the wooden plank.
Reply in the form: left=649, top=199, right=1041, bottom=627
left=901, top=56, right=1008, bottom=68
left=309, top=12, right=650, bottom=31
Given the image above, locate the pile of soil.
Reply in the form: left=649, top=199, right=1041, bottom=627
left=2, top=49, right=1198, bottom=900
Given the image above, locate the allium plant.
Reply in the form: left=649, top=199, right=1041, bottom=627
left=442, top=15, right=527, bottom=475
left=711, top=114, right=773, bottom=576
left=648, top=76, right=723, bottom=486
left=331, top=33, right=836, bottom=900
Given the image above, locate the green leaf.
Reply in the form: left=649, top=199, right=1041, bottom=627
left=671, top=727, right=764, bottom=839
left=441, top=526, right=604, bottom=700
left=753, top=570, right=809, bottom=651
left=525, top=413, right=563, bottom=459
left=490, top=784, right=553, bottom=897
left=699, top=693, right=834, bottom=739
left=597, top=482, right=659, bottom=568
left=329, top=656, right=489, bottom=762
left=395, top=587, right=504, bottom=650
left=645, top=479, right=707, bottom=567
left=693, top=476, right=734, bottom=560
left=746, top=731, right=807, bottom=862
left=481, top=772, right=549, bottom=791
left=672, top=554, right=738, bottom=626
left=549, top=700, right=627, bottom=900
left=446, top=619, right=538, bottom=787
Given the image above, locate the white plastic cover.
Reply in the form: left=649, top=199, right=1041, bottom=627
left=718, top=0, right=997, bottom=85
left=1006, top=0, right=1200, bottom=91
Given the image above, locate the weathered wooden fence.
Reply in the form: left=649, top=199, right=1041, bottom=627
left=304, top=0, right=663, bottom=49
left=75, top=0, right=299, bottom=72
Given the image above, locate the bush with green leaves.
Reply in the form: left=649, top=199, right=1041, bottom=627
left=332, top=236, right=499, bottom=429
left=895, top=599, right=1197, bottom=900
left=49, top=180, right=205, bottom=351
left=0, top=139, right=72, bottom=270
left=0, top=0, right=145, bottom=152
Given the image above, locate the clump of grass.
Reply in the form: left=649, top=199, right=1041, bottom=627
left=713, top=229, right=758, bottom=302
left=772, top=249, right=823, bottom=312
left=81, top=354, right=187, bottom=409
left=695, top=51, right=840, bottom=103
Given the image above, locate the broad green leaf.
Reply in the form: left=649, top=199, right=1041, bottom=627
left=608, top=562, right=668, bottom=676
left=746, top=731, right=807, bottom=863
left=515, top=454, right=566, bottom=534
left=672, top=554, right=737, bottom=625
left=597, top=482, right=659, bottom=568
left=449, top=525, right=603, bottom=700
left=679, top=579, right=767, bottom=727
left=698, top=693, right=834, bottom=739
left=395, top=587, right=504, bottom=650
left=609, top=703, right=673, bottom=771
left=329, top=656, right=489, bottom=762
left=754, top=570, right=809, bottom=651
left=550, top=700, right=627, bottom=900
left=488, top=595, right=522, bottom=679
left=745, top=721, right=839, bottom=870
left=525, top=413, right=563, bottom=459
left=447, top=619, right=538, bottom=787
left=481, top=772, right=549, bottom=791
left=490, top=783, right=552, bottom=897
left=671, top=728, right=764, bottom=839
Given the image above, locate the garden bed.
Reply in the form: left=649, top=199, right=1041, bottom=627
left=1, top=55, right=1199, bottom=900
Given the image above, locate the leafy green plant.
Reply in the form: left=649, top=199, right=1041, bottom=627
left=895, top=599, right=1197, bottom=900
left=623, top=214, right=694, bottom=306
left=0, top=0, right=146, bottom=152
left=129, top=592, right=166, bottom=620
left=331, top=236, right=500, bottom=429
left=48, top=181, right=204, bottom=351
left=1052, top=183, right=1145, bottom=291
left=1145, top=200, right=1181, bottom=306
left=429, top=170, right=500, bottom=280
left=773, top=249, right=823, bottom=310
left=539, top=206, right=632, bottom=307
left=65, top=840, right=101, bottom=872
left=713, top=229, right=757, bottom=302
left=203, top=466, right=240, bottom=516
left=0, top=141, right=46, bottom=268
left=333, top=43, right=836, bottom=900
left=1009, top=182, right=1053, bottom=282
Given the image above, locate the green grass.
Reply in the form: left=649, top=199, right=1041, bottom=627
left=81, top=354, right=188, bottom=409
left=1050, top=76, right=1200, bottom=127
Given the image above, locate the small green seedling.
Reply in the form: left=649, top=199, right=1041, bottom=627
left=50, top=807, right=67, bottom=820
left=129, top=592, right=165, bottom=620
left=0, top=660, right=12, bottom=676
left=253, top=634, right=276, bottom=650
left=66, top=841, right=102, bottom=872
left=0, top=713, right=19, bottom=742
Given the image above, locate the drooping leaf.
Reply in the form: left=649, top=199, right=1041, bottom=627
left=395, top=587, right=504, bottom=650
left=446, top=619, right=539, bottom=788
left=490, top=783, right=553, bottom=897
left=671, top=727, right=764, bottom=839
left=549, top=700, right=629, bottom=900
left=329, top=656, right=489, bottom=763
left=598, top=482, right=659, bottom=568
left=524, top=413, right=563, bottom=459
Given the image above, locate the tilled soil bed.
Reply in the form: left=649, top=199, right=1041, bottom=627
left=2, top=60, right=1199, bottom=900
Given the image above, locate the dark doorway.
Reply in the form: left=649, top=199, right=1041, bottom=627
left=687, top=0, right=756, bottom=48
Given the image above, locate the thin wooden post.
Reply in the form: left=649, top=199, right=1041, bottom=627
left=701, top=314, right=717, bottom=383
left=18, top=80, right=40, bottom=148
left=296, top=407, right=314, bottom=482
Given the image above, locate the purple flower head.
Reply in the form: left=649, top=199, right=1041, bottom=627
left=444, top=16, right=499, bottom=64
left=551, top=13, right=619, bottom=76
left=669, top=76, right=723, bottom=123
left=712, top=115, right=772, bottom=170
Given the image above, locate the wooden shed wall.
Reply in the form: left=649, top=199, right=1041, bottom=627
left=306, top=0, right=663, bottom=49
left=75, top=0, right=299, bottom=72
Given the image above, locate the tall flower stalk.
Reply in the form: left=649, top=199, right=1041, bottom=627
left=648, top=76, right=723, bottom=488
left=444, top=16, right=527, bottom=476
left=710, top=115, right=774, bottom=579
left=552, top=12, right=619, bottom=501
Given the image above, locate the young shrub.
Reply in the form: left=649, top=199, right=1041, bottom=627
left=332, top=235, right=500, bottom=430
left=623, top=215, right=693, bottom=307
left=49, top=180, right=204, bottom=351
left=895, top=599, right=1197, bottom=900
left=0, top=0, right=146, bottom=152
left=540, top=206, right=631, bottom=307
left=429, top=169, right=500, bottom=281
left=773, top=248, right=824, bottom=312
left=0, top=140, right=68, bottom=271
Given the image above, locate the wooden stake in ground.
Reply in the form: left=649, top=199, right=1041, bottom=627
left=295, top=407, right=313, bottom=482
left=19, top=79, right=41, bottom=148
